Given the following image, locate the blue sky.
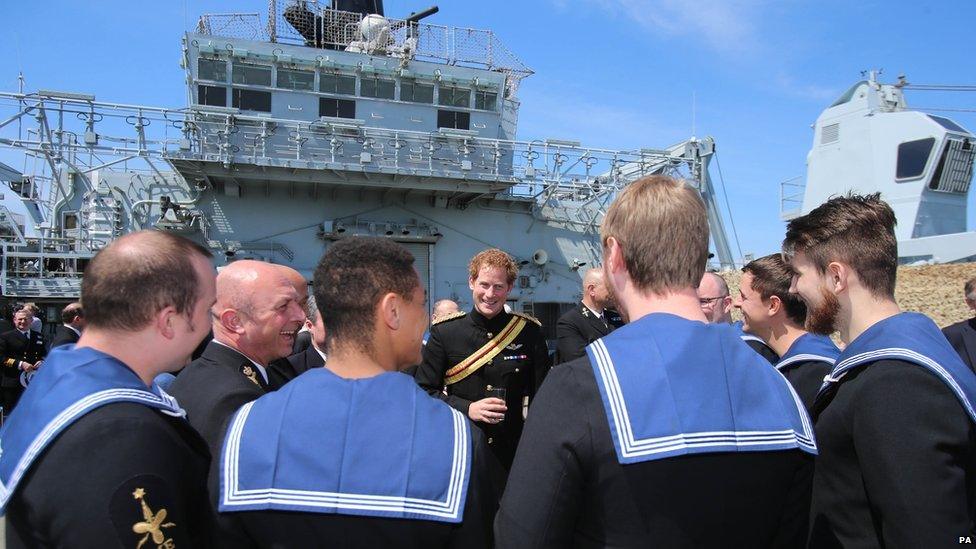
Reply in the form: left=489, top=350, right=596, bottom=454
left=2, top=0, right=974, bottom=257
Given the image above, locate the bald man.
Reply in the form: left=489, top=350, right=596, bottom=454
left=555, top=267, right=620, bottom=364
left=267, top=266, right=312, bottom=389
left=169, top=260, right=306, bottom=455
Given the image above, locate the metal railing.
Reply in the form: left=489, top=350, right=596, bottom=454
left=198, top=1, right=534, bottom=95
left=779, top=175, right=805, bottom=219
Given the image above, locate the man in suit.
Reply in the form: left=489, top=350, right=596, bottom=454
left=49, top=302, right=85, bottom=349
left=168, top=260, right=306, bottom=455
left=555, top=267, right=619, bottom=364
left=496, top=176, right=815, bottom=547
left=943, top=276, right=976, bottom=372
left=0, top=309, right=47, bottom=413
left=283, top=295, right=327, bottom=380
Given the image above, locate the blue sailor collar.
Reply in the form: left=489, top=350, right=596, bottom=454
left=220, top=368, right=471, bottom=523
left=777, top=333, right=840, bottom=371
left=818, top=312, right=976, bottom=422
left=0, top=346, right=182, bottom=512
left=733, top=320, right=764, bottom=344
left=586, top=313, right=816, bottom=465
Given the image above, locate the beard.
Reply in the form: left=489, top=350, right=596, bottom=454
left=805, top=287, right=840, bottom=335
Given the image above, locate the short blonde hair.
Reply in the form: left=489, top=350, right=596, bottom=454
left=468, top=249, right=518, bottom=284
left=600, top=175, right=708, bottom=294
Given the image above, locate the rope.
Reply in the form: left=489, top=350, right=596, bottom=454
left=712, top=152, right=744, bottom=264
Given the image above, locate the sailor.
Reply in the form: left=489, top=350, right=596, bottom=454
left=0, top=309, right=47, bottom=414
left=214, top=237, right=497, bottom=547
left=784, top=193, right=976, bottom=546
left=943, top=276, right=976, bottom=373
left=414, top=248, right=550, bottom=471
left=49, top=301, right=85, bottom=349
left=168, top=259, right=306, bottom=456
left=733, top=253, right=838, bottom=411
left=496, top=176, right=815, bottom=546
left=699, top=271, right=780, bottom=363
left=1, top=231, right=215, bottom=547
left=554, top=267, right=619, bottom=364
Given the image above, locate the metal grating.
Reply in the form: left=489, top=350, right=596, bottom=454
left=930, top=138, right=974, bottom=194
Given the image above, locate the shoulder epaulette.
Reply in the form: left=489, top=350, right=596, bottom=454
left=511, top=311, right=542, bottom=327
left=433, top=311, right=466, bottom=325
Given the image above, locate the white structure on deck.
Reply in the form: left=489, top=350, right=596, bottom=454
left=781, top=71, right=975, bottom=263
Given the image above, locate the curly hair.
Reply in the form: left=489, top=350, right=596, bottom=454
left=468, top=248, right=518, bottom=284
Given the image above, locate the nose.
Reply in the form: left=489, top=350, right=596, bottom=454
left=288, top=301, right=305, bottom=322
left=732, top=296, right=742, bottom=309
left=788, top=275, right=798, bottom=295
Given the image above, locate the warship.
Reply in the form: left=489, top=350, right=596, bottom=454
left=0, top=0, right=736, bottom=342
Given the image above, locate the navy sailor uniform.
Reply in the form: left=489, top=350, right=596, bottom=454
left=496, top=313, right=816, bottom=547
left=0, top=346, right=212, bottom=547
left=735, top=321, right=780, bottom=365
left=809, top=312, right=976, bottom=548
left=215, top=367, right=497, bottom=548
left=775, top=333, right=839, bottom=412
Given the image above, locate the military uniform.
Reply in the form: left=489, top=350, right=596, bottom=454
left=2, top=346, right=212, bottom=548
left=496, top=314, right=816, bottom=547
left=735, top=322, right=780, bottom=365
left=775, top=333, right=838, bottom=413
left=0, top=328, right=46, bottom=413
left=168, top=340, right=268, bottom=457
left=809, top=313, right=976, bottom=547
left=554, top=303, right=621, bottom=365
left=214, top=369, right=497, bottom=548
left=414, top=309, right=550, bottom=470
left=944, top=317, right=976, bottom=373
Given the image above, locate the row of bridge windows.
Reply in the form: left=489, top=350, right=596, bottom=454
left=197, top=58, right=498, bottom=111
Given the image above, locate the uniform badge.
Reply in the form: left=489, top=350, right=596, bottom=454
left=582, top=307, right=590, bottom=317
left=241, top=365, right=260, bottom=387
left=110, top=475, right=181, bottom=549
left=505, top=343, right=523, bottom=351
left=132, top=487, right=176, bottom=549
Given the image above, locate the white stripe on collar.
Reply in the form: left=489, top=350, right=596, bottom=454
left=589, top=339, right=816, bottom=460
left=776, top=353, right=837, bottom=371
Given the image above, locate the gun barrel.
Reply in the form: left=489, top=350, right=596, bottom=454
left=404, top=6, right=438, bottom=23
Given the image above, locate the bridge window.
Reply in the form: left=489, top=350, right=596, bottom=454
left=320, top=98, right=356, bottom=119
left=277, top=68, right=314, bottom=91
left=474, top=90, right=497, bottom=111
left=320, top=73, right=356, bottom=95
left=896, top=137, right=935, bottom=180
left=361, top=77, right=395, bottom=100
left=232, top=89, right=272, bottom=112
left=198, top=58, right=227, bottom=82
left=232, top=62, right=272, bottom=87
left=438, top=86, right=470, bottom=108
left=401, top=80, right=434, bottom=104
left=437, top=109, right=470, bottom=130
left=198, top=85, right=227, bottom=107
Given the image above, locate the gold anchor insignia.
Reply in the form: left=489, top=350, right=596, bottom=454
left=131, top=487, right=176, bottom=549
left=241, top=365, right=260, bottom=387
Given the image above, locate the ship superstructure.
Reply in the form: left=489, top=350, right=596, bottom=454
left=0, top=1, right=735, bottom=336
left=781, top=71, right=975, bottom=263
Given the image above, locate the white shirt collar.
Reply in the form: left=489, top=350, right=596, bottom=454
left=211, top=340, right=269, bottom=384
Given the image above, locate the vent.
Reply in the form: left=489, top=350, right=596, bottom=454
left=929, top=138, right=974, bottom=194
left=820, top=123, right=840, bottom=145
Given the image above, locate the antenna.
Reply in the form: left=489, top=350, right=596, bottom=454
left=691, top=91, right=697, bottom=139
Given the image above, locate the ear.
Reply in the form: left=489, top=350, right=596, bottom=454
left=468, top=276, right=476, bottom=292
left=378, top=292, right=400, bottom=330
left=605, top=237, right=624, bottom=275
left=767, top=295, right=783, bottom=317
left=304, top=319, right=313, bottom=331
left=218, top=309, right=245, bottom=334
left=155, top=305, right=179, bottom=341
left=825, top=262, right=848, bottom=294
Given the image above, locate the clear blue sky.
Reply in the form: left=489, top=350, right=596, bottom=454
left=2, top=0, right=974, bottom=257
